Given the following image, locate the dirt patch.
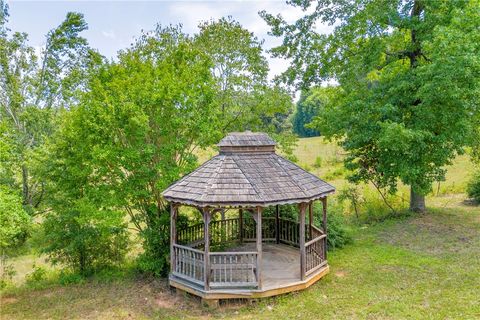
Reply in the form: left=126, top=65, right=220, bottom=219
left=335, top=270, right=347, bottom=278
left=1, top=296, right=18, bottom=304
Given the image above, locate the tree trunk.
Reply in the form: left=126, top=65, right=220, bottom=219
left=409, top=187, right=425, bottom=213
left=21, top=164, right=30, bottom=206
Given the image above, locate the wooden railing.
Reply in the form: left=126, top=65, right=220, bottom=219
left=242, top=217, right=276, bottom=241
left=178, top=217, right=324, bottom=248
left=278, top=218, right=300, bottom=246
left=305, top=234, right=326, bottom=276
left=210, top=218, right=240, bottom=245
left=172, top=244, right=205, bottom=285
left=174, top=216, right=327, bottom=289
left=209, top=252, right=258, bottom=288
left=177, top=223, right=204, bottom=247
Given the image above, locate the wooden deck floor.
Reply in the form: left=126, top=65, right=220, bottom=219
left=228, top=243, right=301, bottom=290
left=170, top=243, right=329, bottom=300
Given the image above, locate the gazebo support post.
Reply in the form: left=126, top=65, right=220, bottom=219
left=254, top=206, right=263, bottom=289
left=203, top=208, right=211, bottom=291
left=239, top=208, right=243, bottom=243
left=275, top=205, right=280, bottom=244
left=170, top=204, right=178, bottom=274
left=321, top=197, right=327, bottom=260
left=308, top=202, right=313, bottom=241
left=299, top=203, right=307, bottom=281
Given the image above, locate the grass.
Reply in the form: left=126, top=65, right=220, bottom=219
left=2, top=137, right=480, bottom=319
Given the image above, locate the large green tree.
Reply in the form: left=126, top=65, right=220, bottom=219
left=262, top=0, right=480, bottom=211
left=195, top=17, right=296, bottom=153
left=44, top=25, right=220, bottom=276
left=0, top=1, right=97, bottom=211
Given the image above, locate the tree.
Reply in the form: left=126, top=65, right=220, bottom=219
left=262, top=0, right=480, bottom=211
left=45, top=25, right=220, bottom=276
left=292, top=86, right=338, bottom=137
left=0, top=1, right=97, bottom=211
left=195, top=17, right=296, bottom=153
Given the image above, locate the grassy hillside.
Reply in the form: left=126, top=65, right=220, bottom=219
left=2, top=137, right=479, bottom=319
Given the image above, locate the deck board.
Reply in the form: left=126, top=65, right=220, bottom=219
left=224, top=243, right=300, bottom=290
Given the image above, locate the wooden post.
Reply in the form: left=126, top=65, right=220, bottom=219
left=308, top=201, right=313, bottom=241
left=321, top=197, right=327, bottom=260
left=255, top=206, right=263, bottom=289
left=170, top=204, right=178, bottom=274
left=239, top=208, right=244, bottom=243
left=275, top=204, right=280, bottom=244
left=203, top=207, right=211, bottom=290
left=299, top=203, right=306, bottom=281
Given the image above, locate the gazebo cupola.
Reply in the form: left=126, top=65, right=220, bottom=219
left=162, top=131, right=335, bottom=304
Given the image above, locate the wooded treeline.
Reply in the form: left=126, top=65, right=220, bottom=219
left=1, top=0, right=479, bottom=278
left=0, top=4, right=295, bottom=276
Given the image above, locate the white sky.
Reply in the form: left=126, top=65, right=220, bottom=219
left=7, top=1, right=334, bottom=81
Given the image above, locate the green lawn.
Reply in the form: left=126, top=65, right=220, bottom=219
left=2, top=137, right=480, bottom=319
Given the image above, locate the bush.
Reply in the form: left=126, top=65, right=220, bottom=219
left=0, top=186, right=31, bottom=251
left=136, top=205, right=188, bottom=277
left=59, top=271, right=85, bottom=285
left=25, top=263, right=47, bottom=286
left=313, top=202, right=352, bottom=250
left=313, top=156, right=323, bottom=168
left=43, top=198, right=129, bottom=276
left=467, top=172, right=480, bottom=203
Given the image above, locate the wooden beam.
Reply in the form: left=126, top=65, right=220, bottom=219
left=321, top=197, right=327, bottom=260
left=203, top=207, right=211, bottom=291
left=170, top=204, right=178, bottom=274
left=275, top=205, right=280, bottom=244
left=299, top=203, right=306, bottom=281
left=308, top=201, right=313, bottom=241
left=239, top=208, right=244, bottom=243
left=256, top=206, right=263, bottom=289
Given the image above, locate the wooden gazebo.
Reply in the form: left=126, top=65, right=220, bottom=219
left=162, top=132, right=335, bottom=304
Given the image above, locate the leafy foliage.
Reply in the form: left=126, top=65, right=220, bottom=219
left=467, top=172, right=480, bottom=203
left=41, top=25, right=221, bottom=276
left=0, top=186, right=30, bottom=250
left=0, top=1, right=99, bottom=211
left=42, top=198, right=129, bottom=275
left=292, top=87, right=337, bottom=138
left=262, top=0, right=480, bottom=211
left=195, top=17, right=296, bottom=154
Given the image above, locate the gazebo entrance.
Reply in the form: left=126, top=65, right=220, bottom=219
left=163, top=132, right=335, bottom=302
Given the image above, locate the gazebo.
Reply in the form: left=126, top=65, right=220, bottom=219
left=162, top=132, right=335, bottom=304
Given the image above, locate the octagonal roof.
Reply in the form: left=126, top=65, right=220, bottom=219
left=162, top=132, right=335, bottom=207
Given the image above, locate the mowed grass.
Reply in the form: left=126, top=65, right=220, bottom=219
left=2, top=137, right=480, bottom=319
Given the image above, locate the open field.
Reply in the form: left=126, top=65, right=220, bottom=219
left=2, top=137, right=479, bottom=319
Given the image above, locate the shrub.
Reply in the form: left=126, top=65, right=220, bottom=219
left=325, top=211, right=353, bottom=250
left=467, top=172, right=480, bottom=203
left=313, top=202, right=353, bottom=250
left=338, top=185, right=363, bottom=220
left=25, top=263, right=47, bottom=285
left=313, top=156, right=323, bottom=168
left=59, top=271, right=85, bottom=285
left=136, top=205, right=188, bottom=277
left=0, top=186, right=31, bottom=251
left=43, top=198, right=129, bottom=276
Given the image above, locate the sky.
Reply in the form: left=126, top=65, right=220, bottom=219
left=6, top=1, right=333, bottom=81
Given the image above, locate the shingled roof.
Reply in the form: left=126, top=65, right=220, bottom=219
left=162, top=132, right=335, bottom=207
